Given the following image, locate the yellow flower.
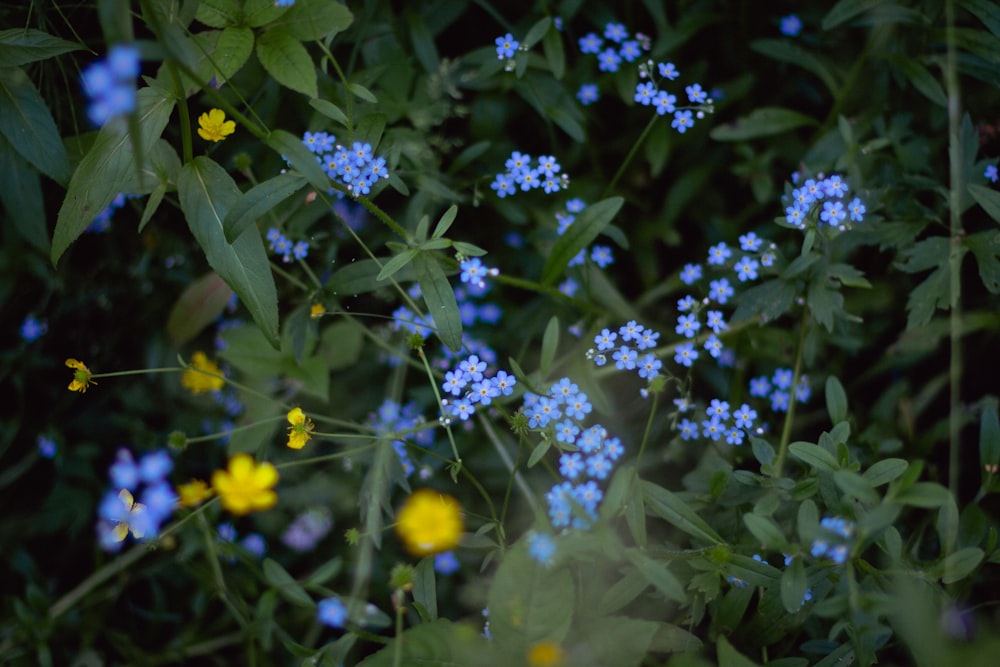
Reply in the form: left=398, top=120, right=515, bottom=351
left=211, top=454, right=279, bottom=515
left=395, top=489, right=463, bottom=556
left=197, top=108, right=236, bottom=142
left=527, top=641, right=566, bottom=667
left=286, top=407, right=315, bottom=450
left=310, top=302, right=326, bottom=319
left=181, top=351, right=225, bottom=395
left=65, top=358, right=96, bottom=393
left=177, top=479, right=213, bottom=508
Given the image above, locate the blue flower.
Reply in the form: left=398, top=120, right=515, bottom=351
left=578, top=33, right=603, bottom=54
left=292, top=241, right=309, bottom=260
left=707, top=242, right=732, bottom=265
left=37, top=435, right=57, bottom=458
left=537, top=155, right=561, bottom=176
left=749, top=376, right=772, bottom=398
left=701, top=417, right=724, bottom=440
left=685, top=83, right=707, bottom=103
left=785, top=204, right=806, bottom=227
left=674, top=343, right=698, bottom=367
left=848, top=197, right=866, bottom=222
left=703, top=334, right=723, bottom=359
left=318, top=598, right=348, bottom=628
left=705, top=310, right=727, bottom=334
left=823, top=175, right=848, bottom=198
left=559, top=278, right=579, bottom=297
left=820, top=200, right=846, bottom=226
left=653, top=91, right=677, bottom=116
left=619, top=40, right=641, bottom=62
left=241, top=533, right=267, bottom=558
left=707, top=399, right=730, bottom=420
left=586, top=454, right=612, bottom=479
left=560, top=452, right=585, bottom=479
left=555, top=419, right=580, bottom=444
left=680, top=263, right=703, bottom=285
left=635, top=82, right=657, bottom=106
left=434, top=551, right=460, bottom=574
left=770, top=390, right=791, bottom=412
left=612, top=345, right=637, bottom=370
left=739, top=232, right=763, bottom=252
left=637, top=354, right=661, bottom=379
left=772, top=368, right=793, bottom=390
left=81, top=44, right=139, bottom=126
left=780, top=14, right=803, bottom=37
left=604, top=23, right=628, bottom=43
left=635, top=328, right=660, bottom=350
left=109, top=449, right=140, bottom=491
left=679, top=418, right=698, bottom=440
left=495, top=33, right=519, bottom=60
left=564, top=393, right=592, bottom=420
left=528, top=532, right=557, bottom=566
left=577, top=425, right=605, bottom=454
left=676, top=313, right=701, bottom=338
left=138, top=450, right=173, bottom=484
left=725, top=428, right=744, bottom=445
left=447, top=397, right=474, bottom=421
left=619, top=320, right=645, bottom=342
left=677, top=295, right=697, bottom=312
left=491, top=173, right=515, bottom=198
left=733, top=404, right=757, bottom=429
left=597, top=48, right=622, bottom=72
left=986, top=165, right=999, bottom=183
left=735, top=256, right=760, bottom=282
left=566, top=198, right=587, bottom=213
left=658, top=62, right=679, bottom=80
left=594, top=328, right=618, bottom=351
left=20, top=314, right=47, bottom=342
left=709, top=278, right=734, bottom=304
left=671, top=110, right=694, bottom=133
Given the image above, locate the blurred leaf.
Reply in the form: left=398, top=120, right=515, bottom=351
left=195, top=0, right=239, bottom=29
left=833, top=470, right=879, bottom=504
left=905, top=266, right=950, bottom=329
left=710, top=106, right=818, bottom=142
left=224, top=171, right=305, bottom=242
left=0, top=29, right=82, bottom=67
left=626, top=549, right=686, bottom=602
left=178, top=156, right=280, bottom=348
left=965, top=230, right=1000, bottom=293
left=262, top=558, right=313, bottom=608
left=412, top=557, right=438, bottom=622
left=309, top=98, right=349, bottom=127
left=317, top=321, right=364, bottom=370
left=265, top=128, right=330, bottom=192
left=256, top=28, right=317, bottom=98
left=731, top=278, right=798, bottom=324
left=356, top=619, right=493, bottom=666
left=641, top=481, right=724, bottom=545
left=981, top=403, right=1000, bottom=470
left=894, top=482, right=951, bottom=508
left=885, top=54, right=947, bottom=106
left=961, top=0, right=1000, bottom=37
left=0, top=66, right=71, bottom=183
left=751, top=437, right=775, bottom=466
left=328, top=258, right=414, bottom=295
left=825, top=376, right=848, bottom=424
left=347, top=82, right=377, bottom=103
left=968, top=183, right=1000, bottom=223
left=807, top=279, right=843, bottom=331
left=276, top=0, right=353, bottom=41
left=539, top=316, right=559, bottom=377
left=938, top=547, right=984, bottom=584
left=780, top=557, right=808, bottom=614
left=432, top=205, right=458, bottom=239
left=376, top=248, right=418, bottom=281
left=823, top=0, right=888, bottom=29
left=487, top=542, right=574, bottom=650
left=718, top=634, right=760, bottom=667
left=577, top=615, right=659, bottom=667
left=413, top=251, right=462, bottom=351
left=743, top=513, right=788, bottom=550
left=542, top=26, right=565, bottom=79
left=0, top=134, right=48, bottom=252
left=406, top=10, right=439, bottom=73
left=789, top=441, right=839, bottom=472
left=749, top=39, right=839, bottom=93
left=53, top=86, right=175, bottom=265
left=542, top=196, right=623, bottom=285
left=863, top=459, right=909, bottom=486
left=166, top=272, right=234, bottom=345
left=523, top=17, right=551, bottom=49
left=245, top=0, right=288, bottom=27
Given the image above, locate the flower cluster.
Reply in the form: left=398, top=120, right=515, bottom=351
left=677, top=399, right=759, bottom=446
left=282, top=507, right=334, bottom=552
left=266, top=227, right=309, bottom=262
left=633, top=61, right=711, bottom=134
left=577, top=22, right=650, bottom=74
left=81, top=44, right=139, bottom=126
left=368, top=400, right=435, bottom=477
left=96, top=449, right=177, bottom=552
left=556, top=198, right=616, bottom=271
left=491, top=151, right=569, bottom=198
left=302, top=131, right=390, bottom=197
left=782, top=173, right=866, bottom=231
left=749, top=368, right=811, bottom=413
left=810, top=516, right=855, bottom=564
left=588, top=321, right=662, bottom=378
left=441, top=356, right=517, bottom=423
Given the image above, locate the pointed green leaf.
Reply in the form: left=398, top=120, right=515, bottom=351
left=744, top=513, right=788, bottom=550
left=195, top=0, right=240, bottom=28
left=256, top=28, right=317, bottom=98
left=641, top=481, right=724, bottom=545
left=167, top=272, right=234, bottom=346
left=53, top=87, right=175, bottom=265
left=265, top=128, right=330, bottom=192
left=749, top=39, right=838, bottom=94
left=789, top=441, right=839, bottom=472
left=887, top=54, right=947, bottom=107
left=894, top=482, right=951, bottom=508
left=939, top=547, right=984, bottom=584
left=523, top=17, right=552, bottom=49
left=412, top=251, right=462, bottom=351
left=355, top=619, right=492, bottom=667
left=432, top=205, right=458, bottom=239
left=212, top=26, right=254, bottom=83
left=262, top=558, right=313, bottom=608
left=862, top=458, right=908, bottom=486
left=966, top=230, right=1000, bottom=294
left=376, top=248, right=419, bottom=281
left=718, top=635, right=761, bottom=667
left=542, top=196, right=623, bottom=285
left=539, top=316, right=560, bottom=377
left=825, top=375, right=848, bottom=424
left=275, top=0, right=353, bottom=41
left=244, top=0, right=289, bottom=27
left=968, top=183, right=1000, bottom=224
left=750, top=437, right=775, bottom=466
left=905, top=266, right=950, bottom=329
left=347, top=82, right=377, bottom=103
left=833, top=470, right=879, bottom=504
left=179, top=156, right=279, bottom=347
left=0, top=29, right=82, bottom=67
left=626, top=549, right=686, bottom=602
left=542, top=25, right=565, bottom=79
left=223, top=172, right=305, bottom=242
left=822, top=0, right=888, bottom=29
left=0, top=135, right=48, bottom=252
left=0, top=67, right=71, bottom=183
left=309, top=98, right=349, bottom=127
left=779, top=557, right=808, bottom=614
left=710, top=105, right=818, bottom=141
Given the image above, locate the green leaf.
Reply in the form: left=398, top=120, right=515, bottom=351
left=432, top=205, right=458, bottom=239
left=309, top=98, right=349, bottom=127
left=405, top=10, right=439, bottom=73
left=487, top=543, right=574, bottom=650
left=522, top=17, right=552, bottom=49
left=327, top=258, right=414, bottom=295
left=212, top=26, right=254, bottom=84
left=178, top=157, right=280, bottom=348
left=542, top=26, right=565, bottom=79
left=718, top=634, right=761, bottom=667
left=749, top=39, right=839, bottom=93
left=894, top=482, right=951, bottom=508
left=823, top=0, right=888, bottom=29
left=262, top=558, right=313, bottom=608
left=825, top=376, right=848, bottom=424
left=897, top=236, right=951, bottom=273
left=798, top=499, right=819, bottom=542
left=265, top=128, right=330, bottom=192
left=750, top=437, right=775, bottom=466
left=965, top=230, right=1000, bottom=293
left=276, top=0, right=353, bottom=41
left=526, top=439, right=552, bottom=468
left=256, top=28, right=317, bottom=98
left=547, top=103, right=586, bottom=142
left=53, top=87, right=175, bottom=265
left=961, top=0, right=1000, bottom=37
left=833, top=470, right=879, bottom=504
left=542, top=196, right=623, bottom=285
left=539, top=316, right=560, bottom=377
left=807, top=279, right=843, bottom=331
left=780, top=557, right=808, bottom=614
left=905, top=266, right=950, bottom=329
left=412, top=557, right=438, bottom=622
left=244, top=0, right=289, bottom=28
left=743, top=513, right=788, bottom=550
left=626, top=549, right=686, bottom=603
left=887, top=54, right=947, bottom=106
left=356, top=619, right=492, bottom=667
left=0, top=67, right=71, bottom=183
left=0, top=29, right=82, bottom=67
left=789, top=441, right=839, bottom=472
left=412, top=251, right=462, bottom=351
left=981, top=404, right=1000, bottom=469
left=730, top=278, right=798, bottom=324
left=376, top=248, right=419, bottom=281
left=710, top=105, right=818, bottom=141
left=0, top=135, right=48, bottom=252
left=166, top=272, right=234, bottom=345
left=224, top=172, right=305, bottom=242
left=641, top=481, right=724, bottom=545
left=969, top=183, right=1000, bottom=224
left=863, top=458, right=908, bottom=486
left=195, top=0, right=239, bottom=28
left=347, top=82, right=377, bottom=103
left=939, top=547, right=984, bottom=584
left=576, top=616, right=658, bottom=667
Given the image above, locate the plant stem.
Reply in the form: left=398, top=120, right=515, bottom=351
left=48, top=544, right=149, bottom=619
left=637, top=391, right=660, bottom=461
left=773, top=311, right=808, bottom=478
left=602, top=114, right=658, bottom=199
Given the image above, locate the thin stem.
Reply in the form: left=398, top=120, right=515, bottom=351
left=637, top=391, right=660, bottom=461
left=417, top=347, right=461, bottom=466
left=602, top=114, right=659, bottom=199
left=773, top=311, right=808, bottom=478
left=167, top=62, right=193, bottom=164
left=48, top=544, right=149, bottom=619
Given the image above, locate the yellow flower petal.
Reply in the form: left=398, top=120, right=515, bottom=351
left=211, top=454, right=279, bottom=516
left=395, top=489, right=463, bottom=556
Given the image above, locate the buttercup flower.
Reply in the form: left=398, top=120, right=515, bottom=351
left=527, top=640, right=566, bottom=667
left=211, top=454, right=279, bottom=515
left=177, top=479, right=213, bottom=507
left=286, top=407, right=315, bottom=450
left=181, top=352, right=225, bottom=395
left=197, top=108, right=236, bottom=142
left=310, top=303, right=326, bottom=319
left=66, top=358, right=96, bottom=393
left=395, top=488, right=463, bottom=556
